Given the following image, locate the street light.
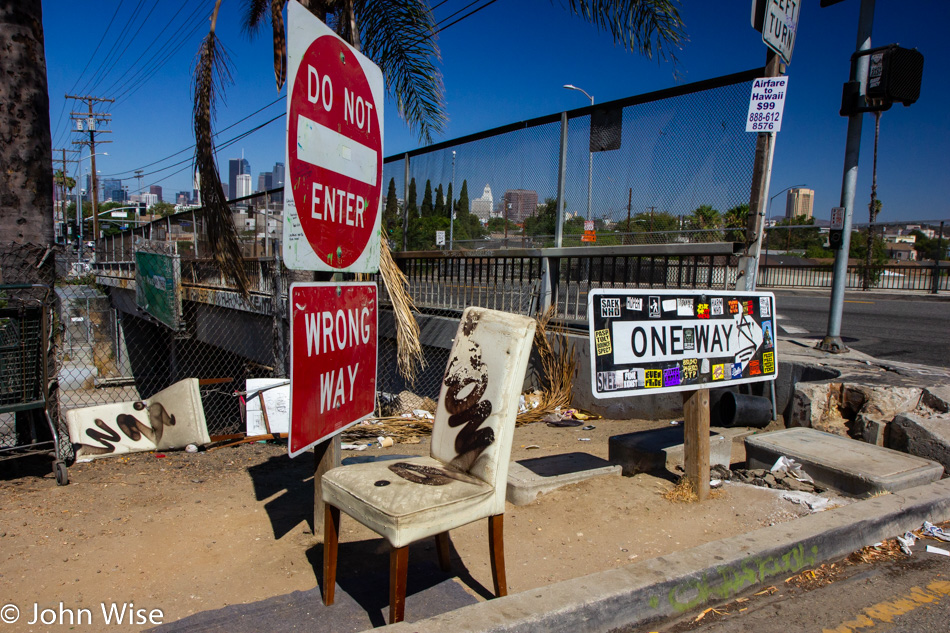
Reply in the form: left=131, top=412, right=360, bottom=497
left=563, top=84, right=594, bottom=222
left=450, top=150, right=456, bottom=250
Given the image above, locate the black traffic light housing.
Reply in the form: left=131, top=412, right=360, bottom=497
left=829, top=229, right=844, bottom=250
left=840, top=45, right=924, bottom=116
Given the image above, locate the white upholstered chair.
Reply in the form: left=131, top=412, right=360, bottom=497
left=321, top=307, right=536, bottom=623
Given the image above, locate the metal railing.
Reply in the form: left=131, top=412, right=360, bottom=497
left=759, top=262, right=949, bottom=293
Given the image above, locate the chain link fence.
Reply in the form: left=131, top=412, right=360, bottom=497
left=383, top=69, right=762, bottom=252
left=62, top=69, right=771, bottom=452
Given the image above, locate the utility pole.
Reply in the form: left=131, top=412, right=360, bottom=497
left=52, top=148, right=76, bottom=244
left=134, top=169, right=145, bottom=196
left=818, top=0, right=876, bottom=353
left=67, top=94, right=114, bottom=249
left=738, top=51, right=782, bottom=291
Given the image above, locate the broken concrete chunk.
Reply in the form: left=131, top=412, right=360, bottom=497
left=888, top=413, right=950, bottom=472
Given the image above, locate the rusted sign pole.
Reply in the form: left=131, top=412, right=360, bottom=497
left=314, top=435, right=341, bottom=536
left=682, top=388, right=711, bottom=501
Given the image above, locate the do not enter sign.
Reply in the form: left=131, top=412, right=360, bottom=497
left=283, top=2, right=383, bottom=273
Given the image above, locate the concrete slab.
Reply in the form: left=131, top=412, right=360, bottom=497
left=506, top=452, right=621, bottom=506
left=608, top=427, right=731, bottom=476
left=889, top=413, right=950, bottom=472
left=745, top=427, right=944, bottom=497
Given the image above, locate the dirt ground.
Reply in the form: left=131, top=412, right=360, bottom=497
left=0, top=419, right=822, bottom=632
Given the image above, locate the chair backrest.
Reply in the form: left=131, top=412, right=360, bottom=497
left=430, top=307, right=536, bottom=500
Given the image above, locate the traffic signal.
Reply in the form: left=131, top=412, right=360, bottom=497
left=829, top=229, right=844, bottom=250
left=866, top=46, right=924, bottom=107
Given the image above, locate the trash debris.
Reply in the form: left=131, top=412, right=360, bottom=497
left=377, top=437, right=394, bottom=448
left=185, top=444, right=198, bottom=453
left=896, top=532, right=917, bottom=556
left=926, top=545, right=950, bottom=557
left=731, top=467, right=823, bottom=494
left=921, top=521, right=950, bottom=542
left=781, top=491, right=831, bottom=511
left=524, top=445, right=541, bottom=450
left=341, top=443, right=369, bottom=451
left=411, top=409, right=434, bottom=420
left=577, top=437, right=591, bottom=441
left=710, top=479, right=723, bottom=489
left=670, top=420, right=682, bottom=426
left=546, top=418, right=582, bottom=427
left=581, top=425, right=596, bottom=431
left=770, top=456, right=815, bottom=483
left=573, top=410, right=601, bottom=421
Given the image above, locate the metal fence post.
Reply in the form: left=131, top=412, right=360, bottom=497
left=933, top=221, right=944, bottom=295
left=402, top=153, right=410, bottom=252
left=555, top=112, right=568, bottom=249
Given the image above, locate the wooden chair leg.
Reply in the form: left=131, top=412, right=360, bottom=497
left=389, top=545, right=409, bottom=624
left=323, top=504, right=341, bottom=606
left=435, top=532, right=452, bottom=572
left=488, top=514, right=507, bottom=597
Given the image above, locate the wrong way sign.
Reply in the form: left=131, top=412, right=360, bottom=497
left=288, top=282, right=377, bottom=457
left=283, top=1, right=383, bottom=273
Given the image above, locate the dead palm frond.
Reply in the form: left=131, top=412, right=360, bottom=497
left=379, top=235, right=425, bottom=383
left=193, top=1, right=250, bottom=296
left=517, top=306, right=576, bottom=426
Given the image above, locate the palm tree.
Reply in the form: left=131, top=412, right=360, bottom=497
left=193, top=0, right=686, bottom=292
left=1, top=1, right=54, bottom=250
left=864, top=111, right=882, bottom=290
left=687, top=205, right=722, bottom=242
left=724, top=204, right=748, bottom=242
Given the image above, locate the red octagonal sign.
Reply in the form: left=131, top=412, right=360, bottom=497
left=284, top=3, right=383, bottom=272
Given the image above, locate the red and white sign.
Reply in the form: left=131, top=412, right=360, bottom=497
left=283, top=1, right=383, bottom=273
left=288, top=282, right=377, bottom=457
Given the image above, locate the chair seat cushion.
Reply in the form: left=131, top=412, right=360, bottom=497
left=322, top=456, right=495, bottom=548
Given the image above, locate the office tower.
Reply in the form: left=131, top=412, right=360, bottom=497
left=785, top=188, right=815, bottom=220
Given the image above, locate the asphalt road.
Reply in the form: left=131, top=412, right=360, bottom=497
left=770, top=290, right=950, bottom=369
left=628, top=543, right=950, bottom=633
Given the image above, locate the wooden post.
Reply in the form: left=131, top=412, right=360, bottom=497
left=313, top=435, right=342, bottom=537
left=682, top=388, right=711, bottom=501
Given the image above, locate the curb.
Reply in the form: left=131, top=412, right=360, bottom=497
left=373, top=478, right=950, bottom=633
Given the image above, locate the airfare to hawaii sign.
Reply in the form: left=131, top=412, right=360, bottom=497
left=588, top=289, right=778, bottom=398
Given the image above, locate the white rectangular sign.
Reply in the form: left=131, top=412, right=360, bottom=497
left=762, top=0, right=800, bottom=64
left=746, top=76, right=788, bottom=133
left=830, top=207, right=845, bottom=230
left=436, top=230, right=446, bottom=246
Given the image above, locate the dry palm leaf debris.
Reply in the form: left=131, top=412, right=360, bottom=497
left=516, top=306, right=577, bottom=426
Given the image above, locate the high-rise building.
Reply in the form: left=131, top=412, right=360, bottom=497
left=257, top=172, right=273, bottom=192
left=502, top=190, right=539, bottom=223
left=785, top=188, right=815, bottom=220
left=272, top=162, right=285, bottom=203
left=177, top=191, right=190, bottom=206
left=236, top=173, right=253, bottom=199
left=99, top=178, right=123, bottom=202
left=149, top=185, right=163, bottom=203
left=228, top=157, right=251, bottom=200
left=470, top=184, right=494, bottom=221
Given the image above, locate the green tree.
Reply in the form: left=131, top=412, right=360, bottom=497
left=457, top=180, right=470, bottom=216
left=421, top=179, right=434, bottom=217
left=407, top=177, right=418, bottom=218
left=724, top=203, right=748, bottom=242
left=523, top=198, right=557, bottom=238
left=768, top=215, right=824, bottom=253
left=383, top=177, right=400, bottom=237
left=434, top=184, right=444, bottom=218
left=445, top=183, right=453, bottom=220
left=151, top=201, right=177, bottom=217
left=911, top=229, right=944, bottom=261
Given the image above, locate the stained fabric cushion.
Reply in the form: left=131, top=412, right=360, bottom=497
left=322, top=456, right=495, bottom=549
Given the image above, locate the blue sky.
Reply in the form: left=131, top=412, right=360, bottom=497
left=43, top=1, right=948, bottom=223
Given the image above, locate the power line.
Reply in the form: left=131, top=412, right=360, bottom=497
left=99, top=96, right=284, bottom=178
left=76, top=0, right=148, bottom=96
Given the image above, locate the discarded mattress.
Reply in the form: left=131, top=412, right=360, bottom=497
left=67, top=378, right=209, bottom=460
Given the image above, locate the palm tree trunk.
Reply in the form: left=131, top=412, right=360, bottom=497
left=864, top=111, right=881, bottom=291
left=0, top=0, right=54, bottom=247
